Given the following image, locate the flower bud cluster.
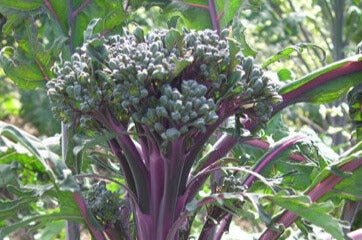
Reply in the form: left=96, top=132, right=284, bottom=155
left=47, top=28, right=281, bottom=142
left=86, top=182, right=122, bottom=224
left=135, top=80, right=218, bottom=141
left=222, top=174, right=245, bottom=192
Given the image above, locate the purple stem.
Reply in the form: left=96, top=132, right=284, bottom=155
left=134, top=207, right=152, bottom=240
left=259, top=158, right=362, bottom=240
left=157, top=138, right=185, bottom=239
left=103, top=110, right=150, bottom=213
left=245, top=139, right=270, bottom=149
left=149, top=148, right=165, bottom=231
left=213, top=214, right=233, bottom=240
left=198, top=209, right=230, bottom=240
left=72, top=192, right=106, bottom=240
left=65, top=222, right=80, bottom=240
left=71, top=0, right=91, bottom=18
left=208, top=0, right=220, bottom=34
left=244, top=138, right=307, bottom=162
left=341, top=201, right=361, bottom=232
left=242, top=135, right=305, bottom=188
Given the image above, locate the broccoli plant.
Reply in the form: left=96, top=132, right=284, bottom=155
left=43, top=25, right=362, bottom=239
left=46, top=27, right=281, bottom=239
left=1, top=1, right=362, bottom=240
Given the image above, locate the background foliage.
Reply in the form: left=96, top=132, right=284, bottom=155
left=0, top=0, right=361, bottom=239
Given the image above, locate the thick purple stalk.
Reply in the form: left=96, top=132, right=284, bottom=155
left=149, top=149, right=165, bottom=231
left=242, top=135, right=305, bottom=188
left=72, top=192, right=106, bottom=240
left=157, top=138, right=185, bottom=239
left=259, top=158, right=362, bottom=240
left=134, top=207, right=152, bottom=240
left=103, top=110, right=151, bottom=212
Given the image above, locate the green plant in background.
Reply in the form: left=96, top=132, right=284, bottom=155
left=0, top=1, right=362, bottom=240
left=0, top=76, right=21, bottom=119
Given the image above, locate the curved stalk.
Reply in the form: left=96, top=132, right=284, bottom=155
left=274, top=55, right=362, bottom=112
left=242, top=135, right=305, bottom=187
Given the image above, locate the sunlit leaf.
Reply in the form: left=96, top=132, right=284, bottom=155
left=270, top=194, right=346, bottom=240
left=262, top=43, right=326, bottom=68
left=0, top=0, right=42, bottom=11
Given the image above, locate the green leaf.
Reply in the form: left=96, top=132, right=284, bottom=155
left=333, top=166, right=362, bottom=200
left=84, top=18, right=100, bottom=41
left=271, top=194, right=346, bottom=240
left=0, top=47, right=46, bottom=89
left=279, top=55, right=362, bottom=104
left=47, top=0, right=69, bottom=33
left=72, top=0, right=127, bottom=48
left=262, top=43, right=326, bottom=68
left=35, top=220, right=65, bottom=240
left=0, top=122, right=60, bottom=177
left=178, top=0, right=241, bottom=29
left=217, top=0, right=242, bottom=28
left=348, top=84, right=362, bottom=140
left=227, top=37, right=241, bottom=70
left=277, top=68, right=293, bottom=81
left=172, top=57, right=194, bottom=77
left=0, top=184, right=82, bottom=238
left=245, top=193, right=272, bottom=225
left=231, top=17, right=257, bottom=57
left=167, top=2, right=212, bottom=30
left=307, top=148, right=362, bottom=192
left=0, top=196, right=38, bottom=219
left=0, top=163, right=18, bottom=188
left=0, top=0, right=42, bottom=11
left=1, top=14, right=26, bottom=35
left=164, top=28, right=182, bottom=50
left=0, top=122, right=79, bottom=191
left=0, top=213, right=82, bottom=239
